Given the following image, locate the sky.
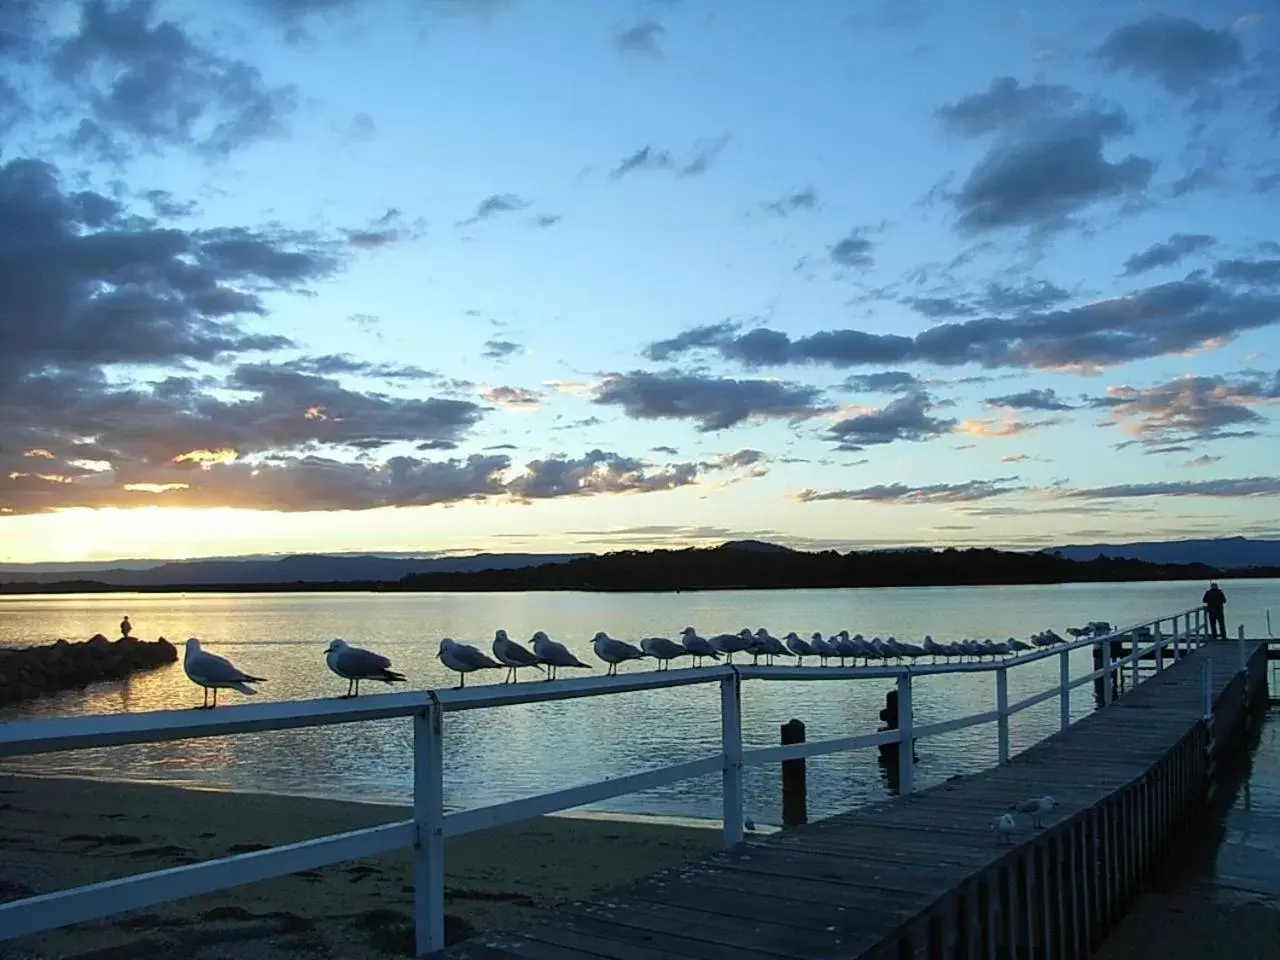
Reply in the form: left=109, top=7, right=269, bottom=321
left=2, top=0, right=1280, bottom=564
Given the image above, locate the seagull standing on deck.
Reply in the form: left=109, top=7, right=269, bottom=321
left=531, top=631, right=590, bottom=680
left=592, top=632, right=647, bottom=676
left=183, top=638, right=266, bottom=709
left=325, top=639, right=406, bottom=698
left=1010, top=795, right=1056, bottom=828
left=679, top=627, right=721, bottom=667
left=437, top=638, right=500, bottom=688
left=992, top=812, right=1017, bottom=845
left=492, top=630, right=544, bottom=683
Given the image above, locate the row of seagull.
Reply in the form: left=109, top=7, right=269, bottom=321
left=438, top=626, right=1080, bottom=687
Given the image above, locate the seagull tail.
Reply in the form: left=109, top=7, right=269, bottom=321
left=381, top=670, right=408, bottom=683
left=230, top=682, right=258, bottom=695
left=242, top=675, right=267, bottom=683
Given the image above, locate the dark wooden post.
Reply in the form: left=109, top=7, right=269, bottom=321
left=781, top=718, right=806, bottom=826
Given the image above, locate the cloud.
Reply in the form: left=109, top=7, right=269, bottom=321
left=481, top=339, right=524, bottom=360
left=592, top=370, right=828, bottom=431
left=506, top=450, right=699, bottom=500
left=841, top=372, right=925, bottom=393
left=610, top=138, right=728, bottom=179
left=905, top=297, right=977, bottom=318
left=611, top=145, right=672, bottom=177
left=651, top=445, right=679, bottom=455
left=830, top=228, right=874, bottom=268
left=1122, top=233, right=1215, bottom=275
left=530, top=213, right=561, bottom=228
left=1058, top=477, right=1280, bottom=500
left=979, top=280, right=1073, bottom=312
left=957, top=414, right=1064, bottom=438
left=459, top=193, right=530, bottom=226
left=1091, top=372, right=1279, bottom=447
left=279, top=355, right=434, bottom=380
left=1214, top=259, right=1280, bottom=286
left=1098, top=16, right=1244, bottom=95
left=796, top=477, right=1021, bottom=505
left=482, top=385, right=541, bottom=409
left=935, top=77, right=1080, bottom=138
left=763, top=188, right=818, bottom=216
left=43, top=0, right=296, bottom=160
left=615, top=21, right=663, bottom=57
left=952, top=111, right=1153, bottom=234
left=344, top=208, right=422, bottom=249
left=713, top=449, right=768, bottom=470
left=825, top=392, right=956, bottom=450
left=1185, top=455, right=1222, bottom=468
left=643, top=276, right=1280, bottom=373
left=985, top=388, right=1074, bottom=411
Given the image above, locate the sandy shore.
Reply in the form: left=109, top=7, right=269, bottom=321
left=0, top=774, right=722, bottom=959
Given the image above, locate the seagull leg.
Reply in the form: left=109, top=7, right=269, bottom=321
left=354, top=679, right=360, bottom=698
left=457, top=672, right=466, bottom=690
left=211, top=688, right=218, bottom=708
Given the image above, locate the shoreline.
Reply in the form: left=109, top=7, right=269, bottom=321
left=0, top=772, right=724, bottom=959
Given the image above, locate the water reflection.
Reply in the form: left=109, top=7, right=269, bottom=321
left=1, top=582, right=1275, bottom=824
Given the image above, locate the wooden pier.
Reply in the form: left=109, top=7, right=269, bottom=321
left=442, top=641, right=1271, bottom=959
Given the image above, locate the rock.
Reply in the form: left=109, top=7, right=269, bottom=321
left=0, top=635, right=179, bottom=706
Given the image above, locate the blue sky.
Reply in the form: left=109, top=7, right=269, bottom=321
left=2, top=0, right=1279, bottom=563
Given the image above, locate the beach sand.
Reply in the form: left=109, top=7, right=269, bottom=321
left=0, top=774, right=723, bottom=959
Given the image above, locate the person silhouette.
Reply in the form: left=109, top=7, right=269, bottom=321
left=1202, top=583, right=1226, bottom=640
left=120, top=615, right=132, bottom=638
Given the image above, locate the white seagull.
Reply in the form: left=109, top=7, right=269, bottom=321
left=1010, top=795, right=1056, bottom=828
left=640, top=636, right=688, bottom=671
left=492, top=629, right=543, bottom=684
left=992, top=812, right=1017, bottom=845
left=437, top=638, right=501, bottom=688
left=325, top=639, right=406, bottom=698
left=679, top=627, right=721, bottom=666
left=708, top=630, right=752, bottom=663
left=592, top=632, right=647, bottom=676
left=183, top=638, right=265, bottom=709
left=784, top=631, right=815, bottom=663
left=810, top=632, right=835, bottom=665
left=531, top=631, right=590, bottom=680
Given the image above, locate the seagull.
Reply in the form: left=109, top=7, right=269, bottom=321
left=810, top=632, right=835, bottom=666
left=324, top=639, right=406, bottom=698
left=437, top=638, right=500, bottom=688
left=754, top=628, right=792, bottom=665
left=492, top=629, right=543, bottom=684
left=834, top=632, right=860, bottom=665
left=640, top=635, right=687, bottom=670
left=992, top=812, right=1017, bottom=845
left=743, top=629, right=770, bottom=665
left=679, top=628, right=721, bottom=667
left=708, top=630, right=752, bottom=663
left=1006, top=637, right=1032, bottom=653
left=183, top=638, right=265, bottom=709
left=1010, top=795, right=1056, bottom=828
left=532, top=631, right=590, bottom=680
left=784, top=631, right=815, bottom=663
left=593, top=632, right=647, bottom=676
left=922, top=635, right=946, bottom=662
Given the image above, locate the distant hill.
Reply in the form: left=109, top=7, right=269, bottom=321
left=1049, top=537, right=1280, bottom=569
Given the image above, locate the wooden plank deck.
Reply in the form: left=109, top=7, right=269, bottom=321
left=440, top=643, right=1268, bottom=960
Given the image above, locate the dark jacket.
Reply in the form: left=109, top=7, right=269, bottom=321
left=1203, top=586, right=1226, bottom=610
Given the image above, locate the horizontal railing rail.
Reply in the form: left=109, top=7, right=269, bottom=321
left=0, top=604, right=1218, bottom=954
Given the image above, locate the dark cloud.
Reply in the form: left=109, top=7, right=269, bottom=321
left=825, top=393, right=955, bottom=450
left=47, top=0, right=296, bottom=160
left=905, top=297, right=977, bottom=318
left=506, top=450, right=699, bottom=500
left=935, top=77, right=1080, bottom=138
left=979, top=280, right=1072, bottom=312
left=651, top=445, right=679, bottom=455
left=592, top=370, right=828, bottom=431
left=615, top=21, right=663, bottom=57
left=280, top=355, right=434, bottom=380
left=796, top=477, right=1020, bottom=505
left=763, top=188, right=818, bottom=216
left=1091, top=372, right=1279, bottom=447
left=611, top=145, right=672, bottom=177
left=459, top=194, right=529, bottom=226
left=481, top=339, right=524, bottom=360
left=610, top=138, right=728, bottom=179
left=830, top=228, right=874, bottom=269
left=1059, top=477, right=1280, bottom=500
left=482, top=385, right=541, bottom=408
left=345, top=208, right=422, bottom=249
left=985, top=388, right=1074, bottom=411
left=1214, top=259, right=1280, bottom=286
left=714, top=449, right=767, bottom=470
left=1098, top=16, right=1243, bottom=95
left=841, top=372, right=925, bottom=393
left=645, top=276, right=1280, bottom=373
left=530, top=213, right=561, bottom=228
left=1185, top=455, right=1222, bottom=468
left=1123, top=233, right=1215, bottom=275
left=953, top=111, right=1152, bottom=233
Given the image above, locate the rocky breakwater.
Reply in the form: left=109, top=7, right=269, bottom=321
left=0, top=635, right=178, bottom=706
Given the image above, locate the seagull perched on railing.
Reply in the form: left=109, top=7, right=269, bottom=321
left=640, top=635, right=687, bottom=671
left=437, top=638, right=500, bottom=689
left=1006, top=637, right=1031, bottom=652
left=834, top=632, right=859, bottom=665
left=784, top=631, right=815, bottom=663
left=325, top=639, right=405, bottom=698
left=592, top=632, right=646, bottom=676
left=679, top=627, right=721, bottom=666
left=754, top=628, right=792, bottom=665
left=810, top=632, right=835, bottom=666
left=532, top=631, right=590, bottom=680
left=183, top=638, right=265, bottom=709
left=1010, top=795, right=1056, bottom=828
left=492, top=630, right=543, bottom=684
left=708, top=629, right=752, bottom=663
left=922, top=636, right=946, bottom=663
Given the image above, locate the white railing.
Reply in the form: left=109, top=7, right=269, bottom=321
left=0, top=605, right=1212, bottom=955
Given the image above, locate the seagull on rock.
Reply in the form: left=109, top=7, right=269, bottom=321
left=437, top=638, right=500, bottom=688
left=492, top=630, right=543, bottom=683
left=1010, top=795, right=1056, bottom=828
left=532, top=631, right=590, bottom=680
left=325, top=639, right=406, bottom=698
left=640, top=636, right=687, bottom=670
left=592, top=632, right=647, bottom=676
left=183, top=638, right=265, bottom=709
left=679, top=628, right=721, bottom=667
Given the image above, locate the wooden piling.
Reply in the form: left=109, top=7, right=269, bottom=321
left=780, top=718, right=806, bottom=826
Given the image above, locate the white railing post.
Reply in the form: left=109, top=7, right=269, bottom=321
left=1128, top=630, right=1140, bottom=690
left=1172, top=621, right=1180, bottom=661
left=1059, top=649, right=1070, bottom=731
left=413, top=702, right=445, bottom=957
left=1154, top=623, right=1164, bottom=673
left=996, top=666, right=1010, bottom=763
left=896, top=672, right=914, bottom=794
left=1238, top=624, right=1247, bottom=674
left=1101, top=639, right=1113, bottom=706
left=719, top=673, right=744, bottom=847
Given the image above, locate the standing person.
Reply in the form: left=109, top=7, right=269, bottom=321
left=1202, top=582, right=1226, bottom=640
left=120, top=615, right=132, bottom=638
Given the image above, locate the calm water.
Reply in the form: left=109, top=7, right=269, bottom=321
left=1, top=581, right=1275, bottom=825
